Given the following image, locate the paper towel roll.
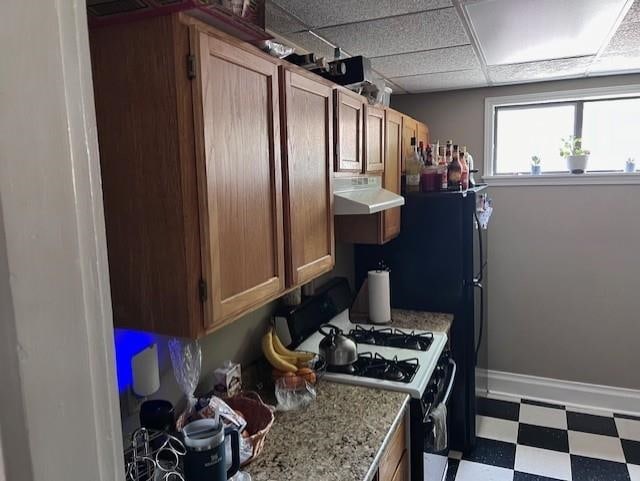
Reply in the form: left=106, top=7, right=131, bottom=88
left=132, top=344, right=160, bottom=397
left=368, top=270, right=391, bottom=324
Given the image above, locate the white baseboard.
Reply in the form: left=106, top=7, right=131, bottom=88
left=476, top=368, right=640, bottom=416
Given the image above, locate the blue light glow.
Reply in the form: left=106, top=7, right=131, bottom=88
left=114, top=328, right=155, bottom=392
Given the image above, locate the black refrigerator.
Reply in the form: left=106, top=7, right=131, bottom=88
left=354, top=186, right=488, bottom=454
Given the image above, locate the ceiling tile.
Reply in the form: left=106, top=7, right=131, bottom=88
left=389, top=69, right=487, bottom=93
left=466, top=0, right=628, bottom=65
left=591, top=50, right=640, bottom=73
left=316, top=8, right=468, bottom=58
left=265, top=1, right=306, bottom=34
left=604, top=21, right=640, bottom=53
left=282, top=31, right=337, bottom=58
left=371, top=45, right=479, bottom=78
left=487, top=56, right=595, bottom=84
left=623, top=0, right=640, bottom=23
left=270, top=0, right=451, bottom=29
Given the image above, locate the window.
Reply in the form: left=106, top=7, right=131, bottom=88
left=485, top=86, right=640, bottom=184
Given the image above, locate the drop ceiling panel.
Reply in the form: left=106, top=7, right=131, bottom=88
left=265, top=2, right=306, bottom=34
left=270, top=0, right=452, bottom=29
left=623, top=0, right=640, bottom=23
left=592, top=50, right=640, bottom=73
left=604, top=21, right=640, bottom=53
left=371, top=45, right=480, bottom=77
left=316, top=8, right=468, bottom=58
left=488, top=56, right=595, bottom=84
left=284, top=31, right=337, bottom=59
left=390, top=69, right=487, bottom=93
left=466, top=0, right=628, bottom=66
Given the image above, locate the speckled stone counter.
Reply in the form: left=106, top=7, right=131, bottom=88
left=244, top=381, right=409, bottom=481
left=391, top=309, right=453, bottom=333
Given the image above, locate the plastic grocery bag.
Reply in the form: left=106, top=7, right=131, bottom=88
left=168, top=337, right=202, bottom=425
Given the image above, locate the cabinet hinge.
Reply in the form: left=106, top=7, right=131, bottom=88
left=198, top=279, right=207, bottom=303
left=187, top=54, right=196, bottom=80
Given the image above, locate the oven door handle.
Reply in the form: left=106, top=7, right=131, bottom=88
left=441, top=358, right=457, bottom=405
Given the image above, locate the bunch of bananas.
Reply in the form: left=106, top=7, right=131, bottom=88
left=262, top=328, right=317, bottom=384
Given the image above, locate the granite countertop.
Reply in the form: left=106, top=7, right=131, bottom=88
left=244, top=381, right=409, bottom=481
left=391, top=309, right=454, bottom=333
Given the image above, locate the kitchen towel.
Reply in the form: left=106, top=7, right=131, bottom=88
left=368, top=269, right=391, bottom=324
left=429, top=403, right=448, bottom=452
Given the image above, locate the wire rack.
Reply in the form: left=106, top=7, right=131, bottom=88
left=125, top=428, right=186, bottom=481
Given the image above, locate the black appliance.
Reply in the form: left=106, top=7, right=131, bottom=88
left=354, top=186, right=488, bottom=454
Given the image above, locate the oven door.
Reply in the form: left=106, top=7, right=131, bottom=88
left=424, top=357, right=457, bottom=481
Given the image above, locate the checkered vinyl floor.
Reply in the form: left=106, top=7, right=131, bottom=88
left=446, top=396, right=640, bottom=481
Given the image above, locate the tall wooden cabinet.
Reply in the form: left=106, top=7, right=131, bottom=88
left=194, top=31, right=286, bottom=330
left=280, top=68, right=335, bottom=287
left=90, top=14, right=334, bottom=337
left=365, top=105, right=385, bottom=173
left=334, top=89, right=365, bottom=173
left=334, top=108, right=403, bottom=245
left=417, top=121, right=429, bottom=149
left=401, top=115, right=417, bottom=173
left=382, top=109, right=403, bottom=242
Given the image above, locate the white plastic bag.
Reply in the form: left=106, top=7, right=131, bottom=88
left=168, top=338, right=202, bottom=420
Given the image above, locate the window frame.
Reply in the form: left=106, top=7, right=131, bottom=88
left=484, top=85, right=640, bottom=186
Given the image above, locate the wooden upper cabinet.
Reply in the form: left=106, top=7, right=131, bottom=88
left=280, top=68, right=335, bottom=286
left=417, top=121, right=429, bottom=149
left=401, top=115, right=417, bottom=173
left=194, top=31, right=285, bottom=330
left=383, top=109, right=403, bottom=242
left=365, top=105, right=385, bottom=173
left=334, top=107, right=403, bottom=245
left=334, top=89, right=365, bottom=173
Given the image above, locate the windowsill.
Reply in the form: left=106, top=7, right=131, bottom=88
left=483, top=172, right=640, bottom=186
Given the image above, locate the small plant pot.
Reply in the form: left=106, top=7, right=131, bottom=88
left=625, top=162, right=636, bottom=173
left=566, top=155, right=588, bottom=174
left=531, top=164, right=541, bottom=175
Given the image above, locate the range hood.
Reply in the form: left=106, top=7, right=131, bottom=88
left=334, top=176, right=405, bottom=215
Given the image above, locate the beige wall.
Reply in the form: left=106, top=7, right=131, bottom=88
left=393, top=74, right=640, bottom=390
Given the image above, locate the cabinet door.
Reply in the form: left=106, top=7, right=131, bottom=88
left=365, top=105, right=385, bottom=173
left=335, top=90, right=365, bottom=173
left=281, top=69, right=335, bottom=286
left=383, top=109, right=402, bottom=242
left=378, top=416, right=407, bottom=481
left=196, top=32, right=285, bottom=329
left=390, top=451, right=408, bottom=481
left=417, top=121, right=429, bottom=148
left=401, top=115, right=417, bottom=173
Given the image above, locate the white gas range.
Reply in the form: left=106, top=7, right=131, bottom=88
left=274, top=278, right=456, bottom=481
left=294, top=310, right=448, bottom=399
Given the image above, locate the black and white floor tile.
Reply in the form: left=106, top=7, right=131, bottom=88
left=446, top=395, right=640, bottom=481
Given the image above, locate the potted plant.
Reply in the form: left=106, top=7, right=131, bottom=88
left=531, top=155, right=541, bottom=175
left=560, top=136, right=590, bottom=174
left=625, top=157, right=636, bottom=173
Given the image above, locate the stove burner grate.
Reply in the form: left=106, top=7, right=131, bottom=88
left=347, top=352, right=419, bottom=384
left=348, top=325, right=434, bottom=352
